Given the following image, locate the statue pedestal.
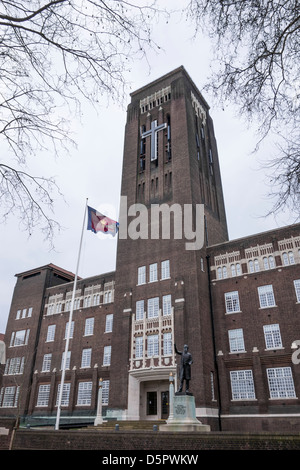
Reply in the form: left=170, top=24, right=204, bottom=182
left=159, top=393, right=210, bottom=432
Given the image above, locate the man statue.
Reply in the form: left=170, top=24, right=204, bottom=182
left=174, top=344, right=193, bottom=393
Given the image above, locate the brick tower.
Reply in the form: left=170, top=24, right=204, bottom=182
left=110, top=66, right=228, bottom=425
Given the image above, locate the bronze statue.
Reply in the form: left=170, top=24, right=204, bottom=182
left=175, top=344, right=193, bottom=393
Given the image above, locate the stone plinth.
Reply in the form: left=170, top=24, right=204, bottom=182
left=159, top=393, right=210, bottom=432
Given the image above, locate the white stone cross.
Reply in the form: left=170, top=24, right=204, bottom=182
left=141, top=120, right=167, bottom=161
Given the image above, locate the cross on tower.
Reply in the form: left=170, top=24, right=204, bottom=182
left=140, top=120, right=167, bottom=161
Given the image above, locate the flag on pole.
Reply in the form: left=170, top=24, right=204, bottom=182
left=87, top=206, right=119, bottom=236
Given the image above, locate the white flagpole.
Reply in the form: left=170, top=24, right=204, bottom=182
left=55, top=198, right=88, bottom=430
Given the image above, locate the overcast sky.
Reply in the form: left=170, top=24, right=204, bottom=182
left=0, top=2, right=295, bottom=333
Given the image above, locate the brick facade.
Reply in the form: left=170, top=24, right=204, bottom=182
left=0, top=67, right=299, bottom=432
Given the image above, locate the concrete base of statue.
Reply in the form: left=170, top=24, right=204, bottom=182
left=159, top=393, right=210, bottom=432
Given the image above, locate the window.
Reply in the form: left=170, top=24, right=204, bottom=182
left=81, top=348, right=92, bottom=368
left=225, top=291, right=240, bottom=313
left=222, top=266, right=227, bottom=279
left=105, top=314, right=113, bottom=333
left=74, top=298, right=81, bottom=310
left=83, top=295, right=91, bottom=308
left=147, top=334, right=159, bottom=356
left=138, top=266, right=146, bottom=285
left=294, top=280, right=300, bottom=302
left=249, top=259, right=260, bottom=273
left=102, top=380, right=110, bottom=405
left=61, top=351, right=71, bottom=370
left=161, top=260, right=170, bottom=279
left=148, top=297, right=159, bottom=318
left=104, top=291, right=112, bottom=304
left=46, top=324, right=56, bottom=342
left=103, top=345, right=111, bottom=366
left=283, top=251, right=295, bottom=266
left=65, top=321, right=74, bottom=339
left=16, top=307, right=33, bottom=319
left=135, top=336, right=143, bottom=359
left=42, top=353, right=52, bottom=372
left=56, top=383, right=71, bottom=407
left=230, top=370, right=256, bottom=400
left=149, top=263, right=158, bottom=282
left=162, top=295, right=172, bottom=316
left=228, top=329, right=245, bottom=353
left=258, top=285, right=276, bottom=308
left=37, top=384, right=51, bottom=407
left=93, top=293, right=100, bottom=306
left=5, top=357, right=25, bottom=375
left=55, top=302, right=62, bottom=314
left=136, top=300, right=144, bottom=321
left=231, top=263, right=241, bottom=277
left=84, top=317, right=94, bottom=336
left=263, top=255, right=275, bottom=270
left=264, top=324, right=282, bottom=349
left=10, top=329, right=30, bottom=347
left=163, top=332, right=172, bottom=355
left=77, top=382, right=92, bottom=405
left=267, top=367, right=296, bottom=399
left=0, top=386, right=20, bottom=408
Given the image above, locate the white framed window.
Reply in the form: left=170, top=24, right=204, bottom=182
left=249, top=259, right=260, bottom=273
left=65, top=321, right=74, bottom=339
left=135, top=336, right=143, bottom=359
left=93, top=293, right=100, bottom=306
left=263, top=324, right=282, bottom=349
left=147, top=297, right=159, bottom=318
left=61, top=351, right=71, bottom=370
left=163, top=332, right=172, bottom=355
left=149, top=263, right=158, bottom=282
left=1, top=386, right=20, bottom=408
left=162, top=295, right=172, bottom=316
left=73, top=298, right=81, bottom=310
left=5, top=357, right=25, bottom=375
left=263, top=256, right=275, bottom=270
left=102, top=380, right=110, bottom=405
left=217, top=267, right=222, bottom=279
left=282, top=251, right=295, bottom=266
left=37, top=384, right=51, bottom=407
left=228, top=329, right=245, bottom=353
left=231, top=263, right=241, bottom=277
left=81, top=348, right=92, bottom=368
left=147, top=334, right=159, bottom=357
left=10, top=329, right=30, bottom=347
left=294, top=280, right=300, bottom=302
left=84, top=317, right=94, bottom=336
left=42, top=353, right=52, bottom=372
left=161, top=260, right=170, bottom=279
left=105, top=314, right=113, bottom=332
left=83, top=295, right=91, bottom=308
left=55, top=302, right=62, bottom=314
left=77, top=381, right=92, bottom=405
left=225, top=291, right=240, bottom=313
left=16, top=309, right=21, bottom=320
left=103, top=345, right=111, bottom=366
left=222, top=266, right=227, bottom=278
left=138, top=266, right=146, bottom=285
left=56, top=383, right=71, bottom=407
left=230, top=370, right=255, bottom=400
left=258, top=285, right=276, bottom=308
left=136, top=300, right=144, bottom=321
left=267, top=367, right=296, bottom=399
left=104, top=291, right=112, bottom=304
left=46, top=324, right=56, bottom=342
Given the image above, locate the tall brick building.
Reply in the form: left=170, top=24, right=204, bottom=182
left=1, top=67, right=299, bottom=431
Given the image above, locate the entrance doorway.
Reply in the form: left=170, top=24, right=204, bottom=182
left=147, top=391, right=157, bottom=416
left=161, top=391, right=169, bottom=419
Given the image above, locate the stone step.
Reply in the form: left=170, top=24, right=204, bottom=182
left=91, top=420, right=166, bottom=431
